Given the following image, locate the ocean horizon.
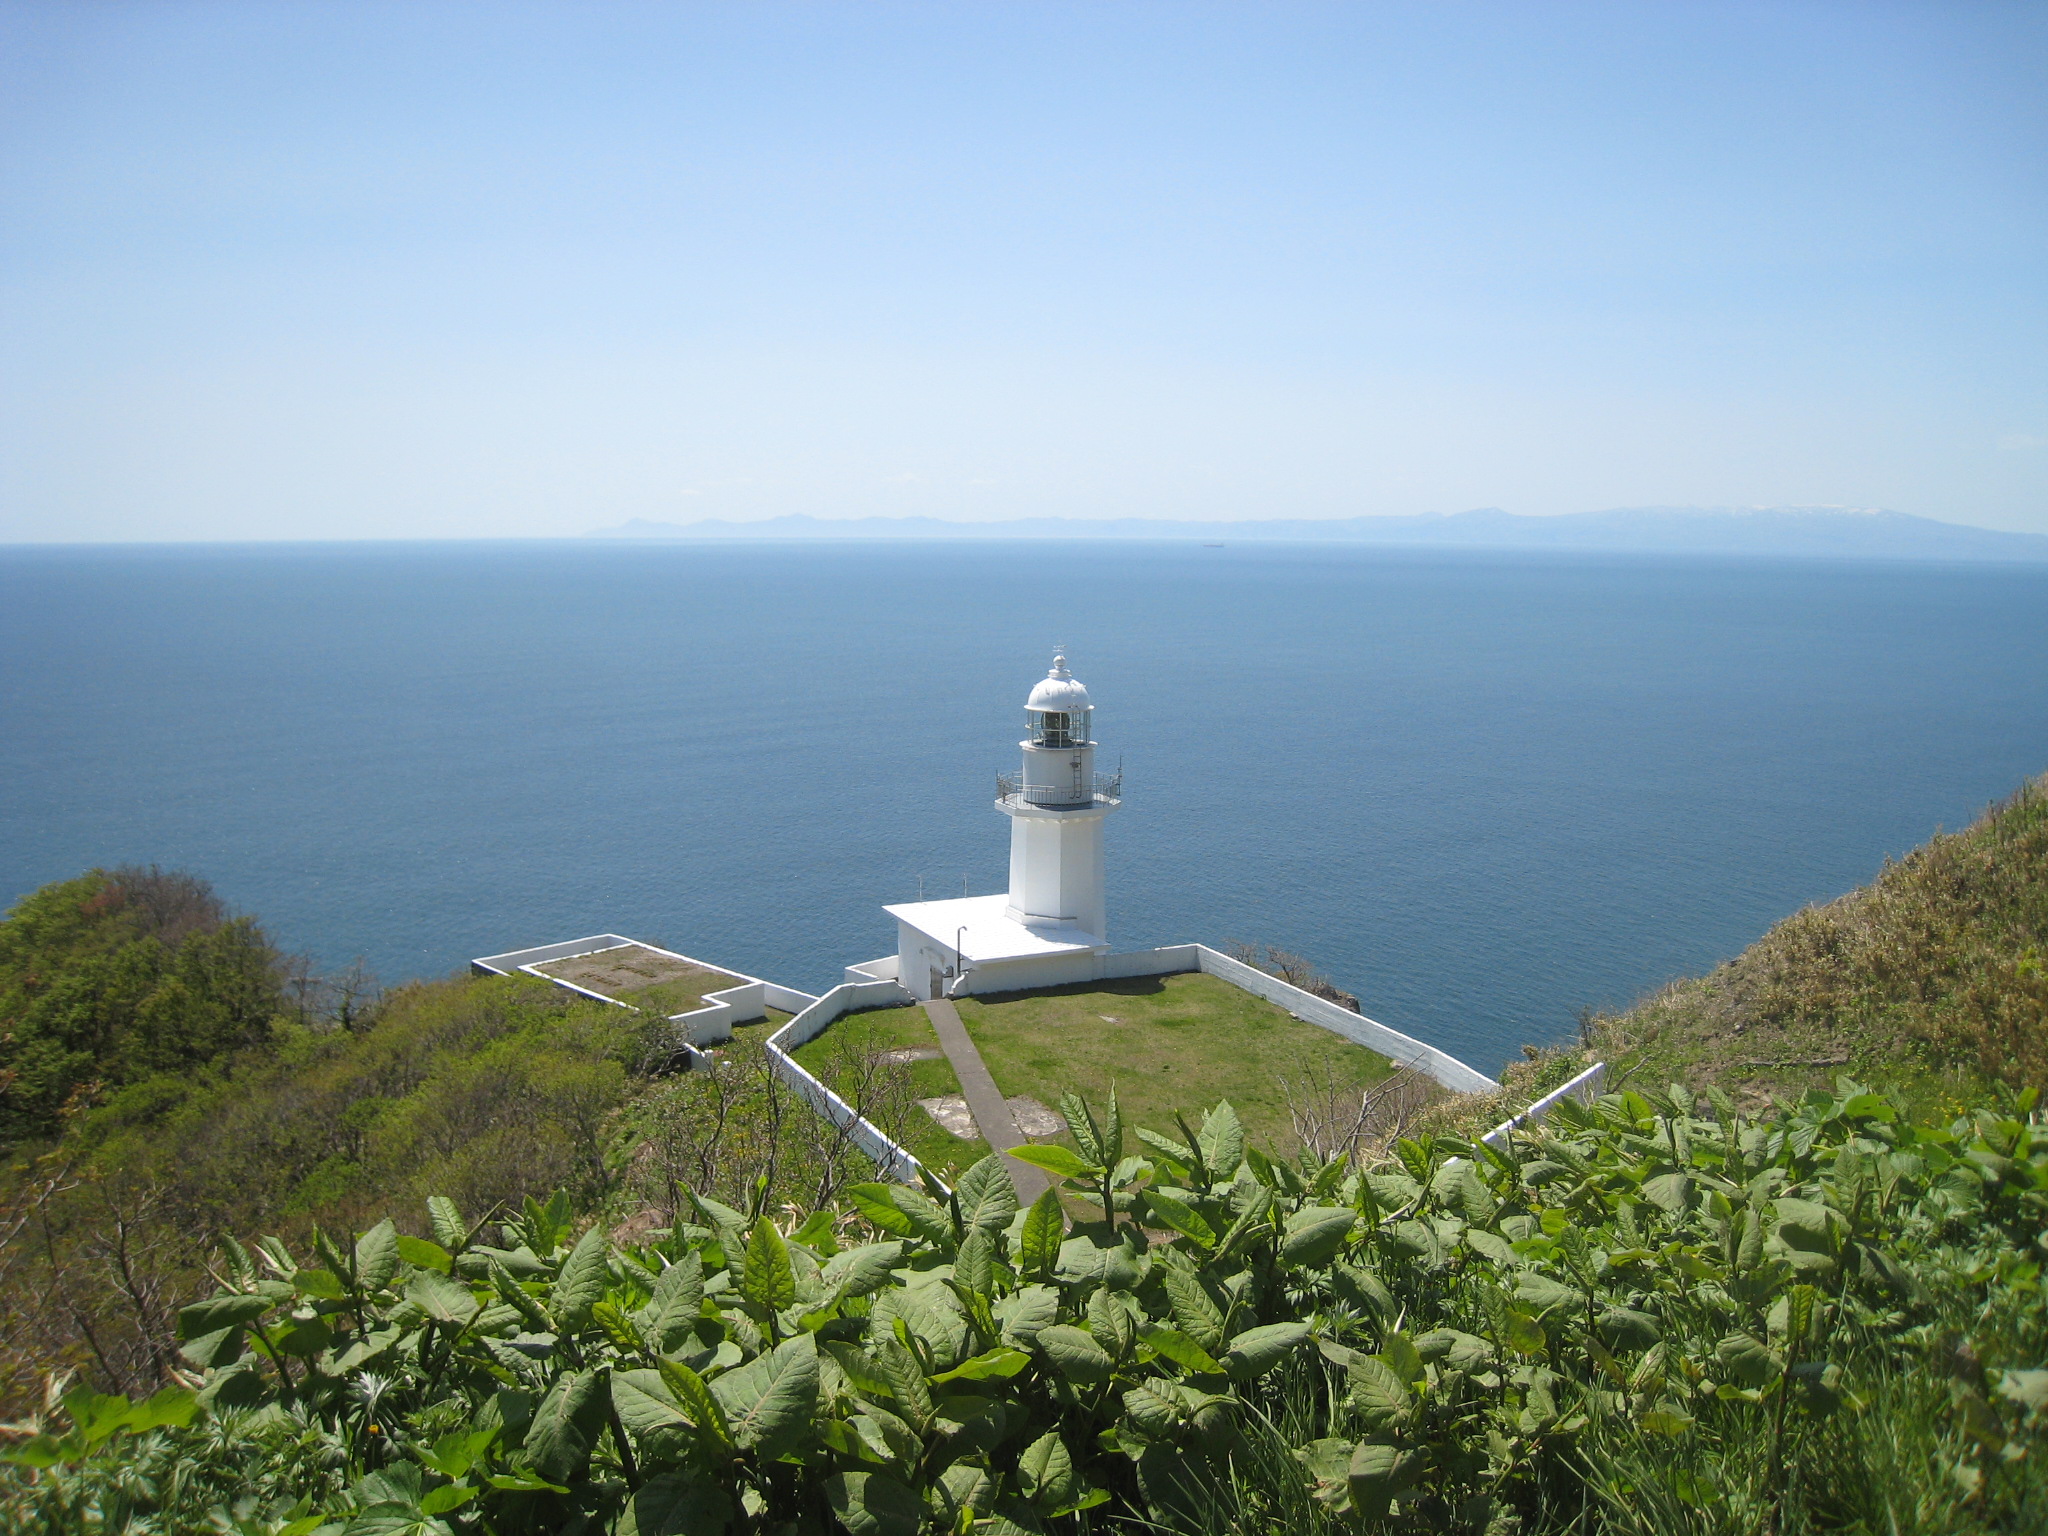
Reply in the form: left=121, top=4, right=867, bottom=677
left=3, top=537, right=2043, bottom=1076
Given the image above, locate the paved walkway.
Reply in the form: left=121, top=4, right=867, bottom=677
left=922, top=998, right=1052, bottom=1203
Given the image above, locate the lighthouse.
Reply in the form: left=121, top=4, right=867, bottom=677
left=877, top=652, right=1122, bottom=1000
left=999, top=652, right=1117, bottom=940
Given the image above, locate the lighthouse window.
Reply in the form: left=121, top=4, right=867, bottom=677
left=1037, top=711, right=1076, bottom=747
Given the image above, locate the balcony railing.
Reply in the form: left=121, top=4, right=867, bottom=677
left=996, top=770, right=1122, bottom=809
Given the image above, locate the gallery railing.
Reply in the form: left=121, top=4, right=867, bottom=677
left=995, top=770, right=1122, bottom=809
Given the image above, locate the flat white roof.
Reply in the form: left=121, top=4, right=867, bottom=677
left=884, top=893, right=1105, bottom=963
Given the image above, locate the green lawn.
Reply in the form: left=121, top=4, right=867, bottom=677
left=787, top=1005, right=990, bottom=1180
left=953, top=972, right=1395, bottom=1153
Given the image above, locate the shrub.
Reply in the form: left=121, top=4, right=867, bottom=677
left=6, top=1082, right=2042, bottom=1535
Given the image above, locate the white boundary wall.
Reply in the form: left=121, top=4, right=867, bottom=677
left=1480, top=1060, right=1609, bottom=1149
left=473, top=935, right=817, bottom=1053
left=764, top=979, right=929, bottom=1186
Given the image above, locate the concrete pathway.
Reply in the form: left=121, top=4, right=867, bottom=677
left=922, top=998, right=1052, bottom=1203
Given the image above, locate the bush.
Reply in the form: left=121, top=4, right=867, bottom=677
left=0, top=868, right=284, bottom=1146
left=6, top=1082, right=2042, bottom=1535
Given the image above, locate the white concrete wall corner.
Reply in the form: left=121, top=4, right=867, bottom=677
left=763, top=981, right=821, bottom=1013
left=764, top=978, right=928, bottom=1186
left=473, top=934, right=637, bottom=975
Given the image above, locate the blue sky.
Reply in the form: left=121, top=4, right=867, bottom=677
left=1, top=1, right=2042, bottom=540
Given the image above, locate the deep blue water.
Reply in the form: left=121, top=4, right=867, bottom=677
left=2, top=540, right=2044, bottom=1075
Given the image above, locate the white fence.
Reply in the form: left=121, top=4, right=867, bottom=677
left=763, top=979, right=931, bottom=1186
left=1480, top=1060, right=1609, bottom=1149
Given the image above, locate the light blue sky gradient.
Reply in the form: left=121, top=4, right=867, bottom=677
left=2, top=1, right=2043, bottom=540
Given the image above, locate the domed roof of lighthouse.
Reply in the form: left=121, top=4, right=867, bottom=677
left=1026, top=651, right=1091, bottom=712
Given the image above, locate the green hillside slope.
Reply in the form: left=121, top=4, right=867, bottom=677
left=1592, top=774, right=2047, bottom=1107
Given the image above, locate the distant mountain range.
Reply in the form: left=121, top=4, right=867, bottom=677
left=588, top=506, right=2048, bottom=562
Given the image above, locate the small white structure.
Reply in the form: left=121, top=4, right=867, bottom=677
left=880, top=651, right=1123, bottom=1000
left=471, top=934, right=815, bottom=1049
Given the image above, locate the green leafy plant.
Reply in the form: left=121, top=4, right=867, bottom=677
left=5, top=1082, right=2044, bottom=1534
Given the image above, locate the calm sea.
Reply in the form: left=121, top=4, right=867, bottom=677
left=2, top=540, right=2043, bottom=1076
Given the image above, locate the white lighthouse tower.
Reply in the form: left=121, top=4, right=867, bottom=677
left=1000, top=652, right=1116, bottom=940
left=878, top=652, right=1122, bottom=999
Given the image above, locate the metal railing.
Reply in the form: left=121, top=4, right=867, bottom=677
left=996, top=770, right=1123, bottom=809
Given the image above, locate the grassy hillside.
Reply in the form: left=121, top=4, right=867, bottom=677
left=0, top=873, right=907, bottom=1419
left=1591, top=773, right=2047, bottom=1108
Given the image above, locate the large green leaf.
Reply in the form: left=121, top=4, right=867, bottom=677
left=338, top=1505, right=446, bottom=1536
left=954, top=1226, right=995, bottom=1300
left=741, top=1219, right=796, bottom=1316
left=1086, top=1287, right=1134, bottom=1359
left=825, top=1471, right=924, bottom=1536
left=394, top=1236, right=451, bottom=1275
left=1716, top=1331, right=1783, bottom=1388
left=1347, top=1356, right=1412, bottom=1432
left=996, top=1284, right=1060, bottom=1348
left=1596, top=1307, right=1662, bottom=1351
left=1432, top=1162, right=1499, bottom=1225
left=549, top=1224, right=611, bottom=1334
left=1126, top=1381, right=1196, bottom=1443
left=1017, top=1189, right=1064, bottom=1280
left=1017, top=1430, right=1082, bottom=1508
left=821, top=1241, right=902, bottom=1298
left=426, top=1196, right=467, bottom=1252
left=1280, top=1206, right=1357, bottom=1268
left=872, top=1335, right=933, bottom=1427
left=1197, top=1102, right=1245, bottom=1182
left=1222, top=1321, right=1311, bottom=1380
left=641, top=1251, right=704, bottom=1352
left=1005, top=1144, right=1095, bottom=1180
left=525, top=1369, right=606, bottom=1484
left=405, top=1271, right=478, bottom=1325
left=1036, top=1325, right=1115, bottom=1385
left=1160, top=1262, right=1225, bottom=1352
left=656, top=1359, right=733, bottom=1451
left=1773, top=1198, right=1839, bottom=1254
left=177, top=1293, right=272, bottom=1340
left=846, top=1184, right=953, bottom=1247
left=617, top=1474, right=732, bottom=1536
left=930, top=1346, right=1030, bottom=1384
left=1513, top=1272, right=1583, bottom=1315
left=1347, top=1442, right=1419, bottom=1520
left=1142, top=1191, right=1216, bottom=1250
left=708, top=1333, right=820, bottom=1458
left=353, top=1219, right=401, bottom=1294
left=1061, top=1093, right=1104, bottom=1166
left=121, top=1387, right=197, bottom=1435
left=954, top=1155, right=1020, bottom=1231
left=1641, top=1172, right=1692, bottom=1215
left=1140, top=1325, right=1224, bottom=1377
left=611, top=1370, right=691, bottom=1436
left=487, top=1260, right=551, bottom=1335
